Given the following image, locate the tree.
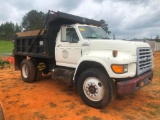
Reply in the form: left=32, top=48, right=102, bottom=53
left=22, top=10, right=46, bottom=31
left=0, top=22, right=21, bottom=40
left=0, top=22, right=14, bottom=40
left=155, top=35, right=160, bottom=42
left=100, top=19, right=111, bottom=34
left=14, top=23, right=22, bottom=33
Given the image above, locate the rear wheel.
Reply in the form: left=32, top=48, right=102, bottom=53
left=78, top=68, right=115, bottom=109
left=20, top=59, right=36, bottom=83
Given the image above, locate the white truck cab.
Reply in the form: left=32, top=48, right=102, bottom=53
left=54, top=24, right=153, bottom=108
left=56, top=24, right=152, bottom=78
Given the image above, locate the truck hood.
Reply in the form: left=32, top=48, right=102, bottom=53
left=89, top=39, right=150, bottom=53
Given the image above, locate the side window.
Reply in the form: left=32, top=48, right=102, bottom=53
left=72, top=31, right=79, bottom=43
left=65, top=28, right=79, bottom=43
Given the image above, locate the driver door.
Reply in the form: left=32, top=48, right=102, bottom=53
left=55, top=26, right=82, bottom=68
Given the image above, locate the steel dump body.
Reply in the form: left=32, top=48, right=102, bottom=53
left=14, top=11, right=101, bottom=58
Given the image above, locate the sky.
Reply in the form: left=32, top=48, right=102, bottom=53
left=0, top=0, right=159, bottom=40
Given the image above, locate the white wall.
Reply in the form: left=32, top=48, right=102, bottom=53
left=155, top=42, right=160, bottom=51
left=146, top=41, right=160, bottom=51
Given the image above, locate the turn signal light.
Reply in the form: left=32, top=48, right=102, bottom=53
left=111, top=65, right=128, bottom=74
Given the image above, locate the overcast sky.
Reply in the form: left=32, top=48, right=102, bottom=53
left=0, top=0, right=159, bottom=39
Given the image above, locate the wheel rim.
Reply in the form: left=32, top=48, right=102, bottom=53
left=83, top=77, right=104, bottom=101
left=22, top=64, right=28, bottom=78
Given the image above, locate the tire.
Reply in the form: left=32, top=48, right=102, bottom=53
left=20, top=59, right=36, bottom=83
left=0, top=103, right=5, bottom=120
left=78, top=68, right=115, bottom=109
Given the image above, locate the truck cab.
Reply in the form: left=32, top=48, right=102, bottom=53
left=56, top=23, right=153, bottom=79
left=14, top=11, right=153, bottom=109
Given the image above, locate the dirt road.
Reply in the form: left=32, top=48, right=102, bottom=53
left=0, top=52, right=160, bottom=120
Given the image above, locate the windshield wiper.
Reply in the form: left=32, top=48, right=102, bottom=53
left=85, top=37, right=98, bottom=39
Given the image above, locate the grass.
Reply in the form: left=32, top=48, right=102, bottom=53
left=49, top=102, right=57, bottom=108
left=123, top=115, right=135, bottom=120
left=0, top=40, right=13, bottom=53
left=100, top=109, right=108, bottom=114
left=76, top=108, right=89, bottom=115
left=83, top=116, right=101, bottom=120
left=62, top=100, right=71, bottom=103
left=146, top=103, right=160, bottom=115
left=67, top=102, right=76, bottom=110
left=34, top=112, right=47, bottom=119
left=154, top=70, right=160, bottom=77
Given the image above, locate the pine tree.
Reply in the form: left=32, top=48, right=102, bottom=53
left=22, top=10, right=46, bottom=31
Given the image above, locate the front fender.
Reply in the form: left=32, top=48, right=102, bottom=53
left=74, top=50, right=137, bottom=79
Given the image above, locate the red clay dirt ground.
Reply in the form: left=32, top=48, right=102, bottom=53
left=0, top=52, right=160, bottom=120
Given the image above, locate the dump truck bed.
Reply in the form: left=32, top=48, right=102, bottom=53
left=14, top=11, right=101, bottom=58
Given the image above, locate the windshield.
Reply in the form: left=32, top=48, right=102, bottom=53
left=78, top=26, right=109, bottom=39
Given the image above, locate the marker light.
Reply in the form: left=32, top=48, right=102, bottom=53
left=113, top=50, right=118, bottom=57
left=111, top=64, right=128, bottom=74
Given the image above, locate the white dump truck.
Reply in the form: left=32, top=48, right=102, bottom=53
left=14, top=11, right=153, bottom=108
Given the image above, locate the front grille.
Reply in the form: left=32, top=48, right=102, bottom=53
left=137, top=47, right=153, bottom=75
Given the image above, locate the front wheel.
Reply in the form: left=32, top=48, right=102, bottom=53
left=78, top=68, right=115, bottom=109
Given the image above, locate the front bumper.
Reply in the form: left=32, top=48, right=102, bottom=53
left=117, top=71, right=153, bottom=95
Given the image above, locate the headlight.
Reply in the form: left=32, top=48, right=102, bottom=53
left=111, top=64, right=128, bottom=74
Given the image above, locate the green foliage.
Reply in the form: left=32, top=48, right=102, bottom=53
left=155, top=35, right=160, bottom=42
left=22, top=10, right=46, bottom=31
left=0, top=22, right=22, bottom=40
left=100, top=19, right=111, bottom=34
left=0, top=40, right=13, bottom=53
left=0, top=10, right=45, bottom=40
left=83, top=116, right=101, bottom=120
left=15, top=23, right=22, bottom=33
left=0, top=59, right=10, bottom=69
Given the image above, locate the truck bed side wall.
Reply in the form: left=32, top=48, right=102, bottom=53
left=14, top=35, right=50, bottom=57
left=14, top=30, right=58, bottom=70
